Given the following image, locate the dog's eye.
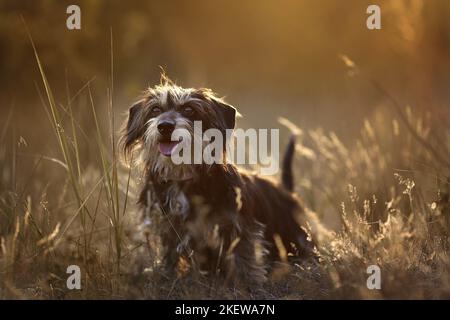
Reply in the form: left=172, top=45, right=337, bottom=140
left=181, top=106, right=195, bottom=116
left=150, top=106, right=162, bottom=116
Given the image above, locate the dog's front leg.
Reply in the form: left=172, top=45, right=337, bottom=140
left=223, top=223, right=268, bottom=287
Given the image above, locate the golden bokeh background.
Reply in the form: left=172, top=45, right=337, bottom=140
left=1, top=0, right=449, bottom=138
left=1, top=1, right=450, bottom=299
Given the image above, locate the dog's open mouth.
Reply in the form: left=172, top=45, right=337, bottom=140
left=158, top=141, right=180, bottom=157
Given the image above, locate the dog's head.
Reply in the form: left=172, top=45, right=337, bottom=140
left=120, top=79, right=237, bottom=181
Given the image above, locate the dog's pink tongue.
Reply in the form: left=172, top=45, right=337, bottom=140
left=158, top=141, right=178, bottom=156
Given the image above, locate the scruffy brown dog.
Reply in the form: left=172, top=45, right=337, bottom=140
left=120, top=77, right=316, bottom=285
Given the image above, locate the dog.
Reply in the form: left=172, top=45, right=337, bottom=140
left=120, top=77, right=316, bottom=285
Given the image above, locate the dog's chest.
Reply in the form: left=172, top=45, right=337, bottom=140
left=159, top=184, right=190, bottom=218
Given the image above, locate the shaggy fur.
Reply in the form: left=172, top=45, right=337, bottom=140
left=120, top=78, right=316, bottom=285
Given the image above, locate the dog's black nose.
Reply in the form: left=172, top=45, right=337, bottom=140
left=157, top=121, right=175, bottom=136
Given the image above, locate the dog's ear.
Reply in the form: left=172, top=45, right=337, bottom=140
left=120, top=99, right=145, bottom=162
left=211, top=97, right=237, bottom=130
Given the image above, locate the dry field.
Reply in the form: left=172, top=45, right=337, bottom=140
left=1, top=49, right=449, bottom=299
left=1, top=1, right=450, bottom=300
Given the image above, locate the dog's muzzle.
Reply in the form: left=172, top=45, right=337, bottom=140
left=157, top=120, right=179, bottom=157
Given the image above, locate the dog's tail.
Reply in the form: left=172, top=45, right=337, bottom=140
left=281, top=135, right=296, bottom=192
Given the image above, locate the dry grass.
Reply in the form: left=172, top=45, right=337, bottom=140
left=0, top=36, right=449, bottom=300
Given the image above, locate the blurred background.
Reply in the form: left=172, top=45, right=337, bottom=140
left=1, top=0, right=449, bottom=228
left=1, top=0, right=450, bottom=299
left=1, top=0, right=449, bottom=134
